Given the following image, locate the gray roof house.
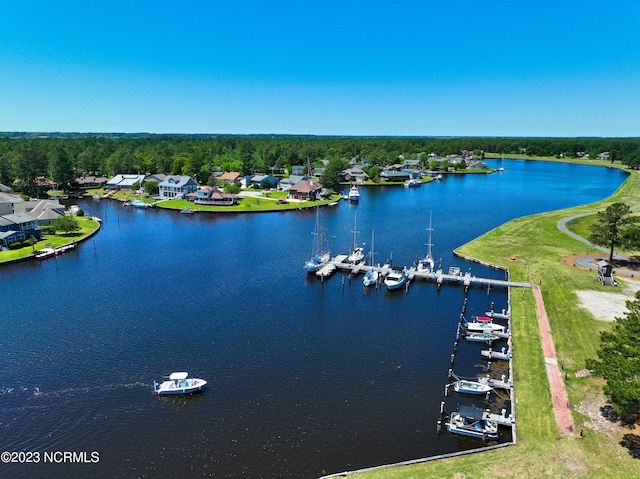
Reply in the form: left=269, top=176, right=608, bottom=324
left=106, top=174, right=146, bottom=189
left=13, top=199, right=65, bottom=226
left=0, top=192, right=22, bottom=216
left=0, top=212, right=41, bottom=247
left=279, top=175, right=308, bottom=190
left=380, top=170, right=411, bottom=182
left=158, top=176, right=198, bottom=199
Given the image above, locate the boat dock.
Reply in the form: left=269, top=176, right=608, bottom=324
left=316, top=256, right=531, bottom=290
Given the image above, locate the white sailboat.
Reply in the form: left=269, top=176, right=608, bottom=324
left=363, top=230, right=378, bottom=287
left=347, top=212, right=364, bottom=263
left=417, top=211, right=435, bottom=272
left=304, top=208, right=330, bottom=273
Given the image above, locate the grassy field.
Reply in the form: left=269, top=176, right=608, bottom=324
left=346, top=166, right=640, bottom=478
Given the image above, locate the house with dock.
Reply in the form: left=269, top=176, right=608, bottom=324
left=158, top=176, right=198, bottom=199
left=187, top=187, right=237, bottom=206
left=288, top=179, right=323, bottom=201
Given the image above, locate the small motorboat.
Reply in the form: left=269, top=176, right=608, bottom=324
left=465, top=331, right=499, bottom=344
left=154, top=372, right=207, bottom=395
left=384, top=269, right=407, bottom=291
left=445, top=405, right=499, bottom=441
left=452, top=379, right=493, bottom=395
left=464, top=319, right=506, bottom=332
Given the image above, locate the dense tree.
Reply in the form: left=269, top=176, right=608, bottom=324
left=320, top=157, right=349, bottom=192
left=588, top=203, right=640, bottom=263
left=52, top=215, right=80, bottom=235
left=586, top=296, right=640, bottom=421
left=50, top=147, right=75, bottom=193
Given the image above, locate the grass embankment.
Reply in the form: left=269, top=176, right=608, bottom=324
left=349, top=168, right=640, bottom=478
left=0, top=215, right=100, bottom=263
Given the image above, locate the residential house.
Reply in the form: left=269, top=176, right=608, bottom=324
left=0, top=213, right=41, bottom=248
left=279, top=175, right=308, bottom=190
left=291, top=165, right=306, bottom=175
left=106, top=174, right=146, bottom=190
left=144, top=173, right=167, bottom=184
left=186, top=187, right=237, bottom=206
left=341, top=168, right=369, bottom=184
left=269, top=166, right=287, bottom=176
left=380, top=170, right=411, bottom=182
left=0, top=192, right=22, bottom=216
left=249, top=175, right=278, bottom=189
left=218, top=172, right=241, bottom=184
left=71, top=176, right=108, bottom=189
left=158, top=176, right=198, bottom=199
left=288, top=180, right=323, bottom=201
left=0, top=183, right=12, bottom=193
left=13, top=199, right=65, bottom=226
left=312, top=167, right=325, bottom=177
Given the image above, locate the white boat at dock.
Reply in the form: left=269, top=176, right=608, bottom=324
left=347, top=212, right=364, bottom=263
left=384, top=269, right=407, bottom=291
left=465, top=331, right=500, bottom=344
left=347, top=184, right=360, bottom=202
left=445, top=405, right=499, bottom=441
left=404, top=178, right=421, bottom=187
left=452, top=378, right=493, bottom=395
left=362, top=230, right=379, bottom=287
left=464, top=318, right=506, bottom=332
left=34, top=243, right=76, bottom=259
left=417, top=211, right=435, bottom=273
left=305, top=208, right=331, bottom=273
left=154, top=372, right=207, bottom=395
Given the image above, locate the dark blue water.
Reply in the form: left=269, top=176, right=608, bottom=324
left=0, top=160, right=626, bottom=478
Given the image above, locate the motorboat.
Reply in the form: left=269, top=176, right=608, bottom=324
left=465, top=331, right=499, bottom=344
left=464, top=318, right=506, bottom=332
left=404, top=178, right=421, bottom=187
left=452, top=379, right=493, bottom=395
left=348, top=185, right=360, bottom=202
left=132, top=199, right=149, bottom=209
left=154, top=372, right=207, bottom=395
left=384, top=269, right=407, bottom=291
left=445, top=405, right=499, bottom=441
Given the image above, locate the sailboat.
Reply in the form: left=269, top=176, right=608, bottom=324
left=363, top=230, right=378, bottom=287
left=417, top=211, right=435, bottom=272
left=347, top=212, right=364, bottom=263
left=304, top=208, right=330, bottom=273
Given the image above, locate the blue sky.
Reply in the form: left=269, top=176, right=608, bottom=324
left=1, top=1, right=639, bottom=136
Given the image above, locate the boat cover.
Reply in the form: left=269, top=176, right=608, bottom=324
left=169, top=372, right=189, bottom=380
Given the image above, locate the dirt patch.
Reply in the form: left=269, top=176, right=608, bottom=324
left=576, top=393, right=620, bottom=437
left=574, top=278, right=640, bottom=322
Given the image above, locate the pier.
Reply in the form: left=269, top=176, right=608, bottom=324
left=316, top=256, right=531, bottom=290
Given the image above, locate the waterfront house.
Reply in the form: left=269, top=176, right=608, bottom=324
left=144, top=173, right=167, bottom=184
left=340, top=168, right=369, bottom=184
left=106, top=174, right=146, bottom=190
left=0, top=213, right=41, bottom=247
left=158, top=176, right=198, bottom=199
left=380, top=170, right=411, bottom=182
left=71, top=176, right=108, bottom=189
left=288, top=180, right=323, bottom=201
left=187, top=187, right=237, bottom=206
left=13, top=199, right=65, bottom=226
left=279, top=175, right=308, bottom=191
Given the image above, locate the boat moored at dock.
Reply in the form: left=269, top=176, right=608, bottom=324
left=384, top=269, right=407, bottom=291
left=444, top=405, right=499, bottom=441
left=452, top=378, right=493, bottom=395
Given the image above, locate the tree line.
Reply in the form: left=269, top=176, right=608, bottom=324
left=1, top=134, right=640, bottom=197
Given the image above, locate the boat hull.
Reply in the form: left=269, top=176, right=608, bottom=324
left=155, top=378, right=207, bottom=395
left=363, top=270, right=379, bottom=287
left=384, top=273, right=406, bottom=291
left=453, top=379, right=492, bottom=395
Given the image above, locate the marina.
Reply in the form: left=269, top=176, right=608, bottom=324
left=0, top=159, right=627, bottom=479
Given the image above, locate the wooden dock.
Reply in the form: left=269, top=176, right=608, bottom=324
left=318, top=257, right=531, bottom=289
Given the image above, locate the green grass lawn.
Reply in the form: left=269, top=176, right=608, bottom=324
left=346, top=167, right=640, bottom=479
left=0, top=215, right=100, bottom=263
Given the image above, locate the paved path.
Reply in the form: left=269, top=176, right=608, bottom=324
left=531, top=283, right=574, bottom=435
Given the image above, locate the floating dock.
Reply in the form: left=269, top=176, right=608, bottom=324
left=316, top=257, right=531, bottom=289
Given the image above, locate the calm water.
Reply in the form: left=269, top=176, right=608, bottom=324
left=0, top=160, right=626, bottom=478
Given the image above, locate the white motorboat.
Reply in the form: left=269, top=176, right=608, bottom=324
left=464, top=318, right=506, bottom=332
left=465, top=331, right=499, bottom=344
left=384, top=269, right=407, bottom=291
left=348, top=184, right=360, bottom=201
left=452, top=378, right=493, bottom=395
left=154, top=372, right=207, bottom=395
left=445, top=405, right=499, bottom=441
left=404, top=178, right=421, bottom=187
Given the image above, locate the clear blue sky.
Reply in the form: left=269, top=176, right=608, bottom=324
left=1, top=1, right=639, bottom=136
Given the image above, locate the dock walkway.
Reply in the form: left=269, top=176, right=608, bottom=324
left=320, top=258, right=531, bottom=289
